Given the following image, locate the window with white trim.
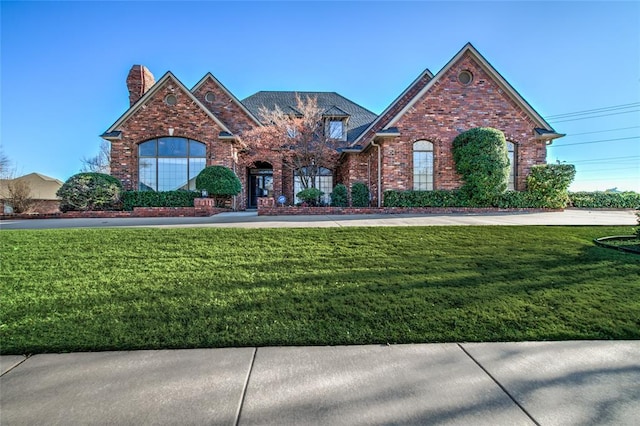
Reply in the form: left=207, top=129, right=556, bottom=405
left=507, top=141, right=516, bottom=190
left=413, top=140, right=434, bottom=190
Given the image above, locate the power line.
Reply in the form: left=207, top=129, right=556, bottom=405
left=549, top=109, right=640, bottom=123
left=547, top=102, right=640, bottom=119
left=575, top=166, right=639, bottom=173
left=563, top=126, right=640, bottom=138
left=551, top=135, right=640, bottom=147
left=569, top=157, right=640, bottom=165
left=571, top=156, right=640, bottom=163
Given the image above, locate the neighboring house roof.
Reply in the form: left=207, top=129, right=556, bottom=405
left=0, top=173, right=63, bottom=200
left=383, top=43, right=560, bottom=140
left=102, top=72, right=233, bottom=137
left=241, top=91, right=378, bottom=143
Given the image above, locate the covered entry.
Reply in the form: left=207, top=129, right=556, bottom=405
left=248, top=162, right=273, bottom=208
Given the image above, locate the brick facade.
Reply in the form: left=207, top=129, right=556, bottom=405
left=104, top=44, right=559, bottom=211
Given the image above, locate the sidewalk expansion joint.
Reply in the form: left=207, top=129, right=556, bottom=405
left=234, top=347, right=257, bottom=426
left=0, top=355, right=31, bottom=377
left=457, top=344, right=540, bottom=426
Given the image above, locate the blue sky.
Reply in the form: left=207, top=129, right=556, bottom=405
left=1, top=1, right=639, bottom=191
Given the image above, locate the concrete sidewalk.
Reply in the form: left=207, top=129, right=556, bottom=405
left=2, top=341, right=639, bottom=425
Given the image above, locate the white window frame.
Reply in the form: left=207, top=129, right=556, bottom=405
left=413, top=140, right=434, bottom=191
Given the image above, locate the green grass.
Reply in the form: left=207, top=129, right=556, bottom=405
left=1, top=226, right=639, bottom=354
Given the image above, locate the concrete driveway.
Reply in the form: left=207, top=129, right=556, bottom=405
left=0, top=208, right=636, bottom=229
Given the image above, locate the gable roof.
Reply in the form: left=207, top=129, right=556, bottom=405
left=351, top=68, right=434, bottom=147
left=384, top=43, right=558, bottom=135
left=102, top=72, right=232, bottom=136
left=241, top=91, right=378, bottom=143
left=191, top=73, right=262, bottom=126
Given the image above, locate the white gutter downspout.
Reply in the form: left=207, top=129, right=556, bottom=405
left=370, top=140, right=382, bottom=208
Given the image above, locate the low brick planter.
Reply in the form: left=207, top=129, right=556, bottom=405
left=258, top=206, right=561, bottom=216
left=0, top=206, right=229, bottom=220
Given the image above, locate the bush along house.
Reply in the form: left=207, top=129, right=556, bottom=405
left=102, top=43, right=564, bottom=210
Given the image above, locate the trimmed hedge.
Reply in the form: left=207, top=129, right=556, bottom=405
left=569, top=192, right=640, bottom=209
left=330, top=184, right=348, bottom=207
left=351, top=182, right=370, bottom=207
left=57, top=173, right=123, bottom=212
left=383, top=190, right=468, bottom=208
left=296, top=188, right=324, bottom=206
left=121, top=191, right=200, bottom=211
left=526, top=164, right=576, bottom=209
left=452, top=127, right=510, bottom=205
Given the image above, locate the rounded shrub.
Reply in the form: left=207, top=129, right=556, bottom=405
left=195, top=166, right=241, bottom=207
left=452, top=127, right=510, bottom=206
left=330, top=184, right=348, bottom=207
left=296, top=188, right=324, bottom=206
left=57, top=172, right=123, bottom=212
left=527, top=164, right=576, bottom=209
left=351, top=182, right=370, bottom=207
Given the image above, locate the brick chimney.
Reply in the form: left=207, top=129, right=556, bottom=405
left=126, top=65, right=155, bottom=106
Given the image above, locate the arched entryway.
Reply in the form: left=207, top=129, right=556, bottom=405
left=248, top=161, right=273, bottom=208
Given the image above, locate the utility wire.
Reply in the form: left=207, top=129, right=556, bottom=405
left=570, top=156, right=640, bottom=163
left=576, top=166, right=639, bottom=173
left=551, top=135, right=640, bottom=147
left=546, top=102, right=640, bottom=118
left=549, top=109, right=640, bottom=123
left=562, top=126, right=640, bottom=138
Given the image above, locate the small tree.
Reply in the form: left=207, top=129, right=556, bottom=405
left=452, top=127, right=510, bottom=206
left=6, top=179, right=36, bottom=213
left=330, top=184, right=348, bottom=207
left=240, top=94, right=341, bottom=191
left=195, top=166, right=241, bottom=207
left=351, top=182, right=369, bottom=207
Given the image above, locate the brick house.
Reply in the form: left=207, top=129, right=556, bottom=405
left=102, top=43, right=563, bottom=209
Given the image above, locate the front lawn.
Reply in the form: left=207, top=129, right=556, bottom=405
left=1, top=226, right=639, bottom=354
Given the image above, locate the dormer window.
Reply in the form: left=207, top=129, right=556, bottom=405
left=328, top=120, right=344, bottom=139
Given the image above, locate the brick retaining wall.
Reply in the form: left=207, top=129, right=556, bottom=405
left=258, top=206, right=561, bottom=216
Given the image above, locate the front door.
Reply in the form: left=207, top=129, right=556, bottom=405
left=248, top=168, right=273, bottom=208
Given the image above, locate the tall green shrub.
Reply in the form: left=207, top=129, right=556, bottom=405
left=57, top=173, right=122, bottom=212
left=330, top=184, right=348, bottom=207
left=452, top=127, right=510, bottom=206
left=195, top=166, right=241, bottom=207
left=351, top=182, right=370, bottom=207
left=527, top=164, right=576, bottom=209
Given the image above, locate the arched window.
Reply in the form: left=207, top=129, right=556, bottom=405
left=507, top=141, right=516, bottom=190
left=413, top=140, right=434, bottom=190
left=294, top=167, right=333, bottom=204
left=138, top=137, right=206, bottom=191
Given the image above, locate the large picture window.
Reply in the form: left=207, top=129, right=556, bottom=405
left=138, top=137, right=206, bottom=191
left=413, top=140, right=434, bottom=190
left=507, top=141, right=516, bottom=190
left=294, top=167, right=333, bottom=205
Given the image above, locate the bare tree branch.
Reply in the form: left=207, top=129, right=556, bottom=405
left=239, top=94, right=341, bottom=192
left=81, top=140, right=111, bottom=174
